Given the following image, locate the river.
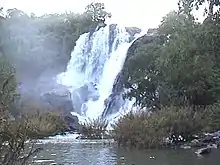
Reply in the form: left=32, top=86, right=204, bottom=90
left=32, top=136, right=220, bottom=165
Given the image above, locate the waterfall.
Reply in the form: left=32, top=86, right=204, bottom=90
left=57, top=24, right=141, bottom=120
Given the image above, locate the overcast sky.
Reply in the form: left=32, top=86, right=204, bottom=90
left=2, top=0, right=180, bottom=29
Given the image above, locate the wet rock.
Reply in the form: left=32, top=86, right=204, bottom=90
left=215, top=138, right=220, bottom=148
left=102, top=93, right=124, bottom=118
left=41, top=86, right=73, bottom=113
left=89, top=22, right=107, bottom=38
left=195, top=146, right=212, bottom=156
left=205, top=130, right=220, bottom=140
left=209, top=144, right=218, bottom=149
left=189, top=139, right=207, bottom=148
left=71, top=83, right=99, bottom=115
left=125, top=26, right=141, bottom=42
left=40, top=85, right=80, bottom=131
left=64, top=113, right=79, bottom=131
left=201, top=135, right=216, bottom=143
left=180, top=145, right=191, bottom=149
left=96, top=22, right=107, bottom=31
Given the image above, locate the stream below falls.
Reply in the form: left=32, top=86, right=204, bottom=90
left=33, top=137, right=220, bottom=165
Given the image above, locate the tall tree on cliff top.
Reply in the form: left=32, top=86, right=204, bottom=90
left=85, top=2, right=111, bottom=23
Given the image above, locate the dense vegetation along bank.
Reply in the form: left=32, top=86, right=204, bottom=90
left=112, top=0, right=220, bottom=149
left=0, top=0, right=220, bottom=164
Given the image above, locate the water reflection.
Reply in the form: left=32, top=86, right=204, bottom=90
left=116, top=148, right=220, bottom=165
left=34, top=141, right=220, bottom=165
left=34, top=142, right=117, bottom=165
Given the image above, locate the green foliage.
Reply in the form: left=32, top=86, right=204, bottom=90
left=79, top=117, right=108, bottom=139
left=0, top=112, right=42, bottom=165
left=85, top=2, right=111, bottom=23
left=0, top=53, right=41, bottom=164
left=112, top=105, right=220, bottom=149
left=123, top=40, right=163, bottom=108
left=116, top=0, right=220, bottom=149
left=122, top=0, right=220, bottom=109
left=202, top=104, right=220, bottom=132
left=0, top=52, right=19, bottom=116
left=21, top=111, right=66, bottom=139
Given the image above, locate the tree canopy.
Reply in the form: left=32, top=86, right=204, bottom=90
left=122, top=0, right=220, bottom=110
left=0, top=3, right=110, bottom=90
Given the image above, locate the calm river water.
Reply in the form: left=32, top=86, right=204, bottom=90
left=33, top=135, right=220, bottom=165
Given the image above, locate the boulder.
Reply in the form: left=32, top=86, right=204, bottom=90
left=71, top=83, right=99, bottom=115
left=41, top=86, right=80, bottom=131
left=189, top=139, right=207, bottom=148
left=195, top=147, right=212, bottom=156
left=64, top=113, right=79, bottom=131
left=41, top=86, right=73, bottom=113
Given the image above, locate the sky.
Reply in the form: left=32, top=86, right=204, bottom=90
left=2, top=0, right=180, bottom=29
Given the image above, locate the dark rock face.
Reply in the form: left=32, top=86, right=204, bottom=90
left=195, top=147, right=212, bottom=155
left=40, top=85, right=79, bottom=131
left=64, top=113, right=79, bottom=131
left=125, top=27, right=141, bottom=42
left=41, top=86, right=73, bottom=113
left=102, top=93, right=124, bottom=118
left=101, top=30, right=161, bottom=119
left=180, top=131, right=220, bottom=156
left=71, top=83, right=99, bottom=115
left=102, top=73, right=125, bottom=118
left=126, top=32, right=162, bottom=60
left=89, top=22, right=107, bottom=38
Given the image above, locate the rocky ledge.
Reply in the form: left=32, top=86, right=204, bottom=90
left=180, top=131, right=220, bottom=156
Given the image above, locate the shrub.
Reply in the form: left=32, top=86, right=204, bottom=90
left=0, top=109, right=42, bottom=165
left=0, top=52, right=41, bottom=164
left=79, top=117, right=108, bottom=139
left=201, top=104, right=220, bottom=132
left=111, top=106, right=216, bottom=149
left=22, top=111, right=67, bottom=139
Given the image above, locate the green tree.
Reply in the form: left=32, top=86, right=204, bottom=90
left=85, top=2, right=111, bottom=23
left=122, top=0, right=220, bottom=109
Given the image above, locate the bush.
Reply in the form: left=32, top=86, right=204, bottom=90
left=0, top=51, right=41, bottom=164
left=201, top=104, right=220, bottom=133
left=0, top=109, right=42, bottom=165
left=79, top=117, right=108, bottom=139
left=111, top=106, right=220, bottom=149
left=22, top=111, right=67, bottom=139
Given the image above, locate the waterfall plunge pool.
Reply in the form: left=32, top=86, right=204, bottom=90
left=32, top=136, right=220, bottom=165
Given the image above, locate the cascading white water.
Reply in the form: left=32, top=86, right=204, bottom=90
left=57, top=24, right=141, bottom=120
